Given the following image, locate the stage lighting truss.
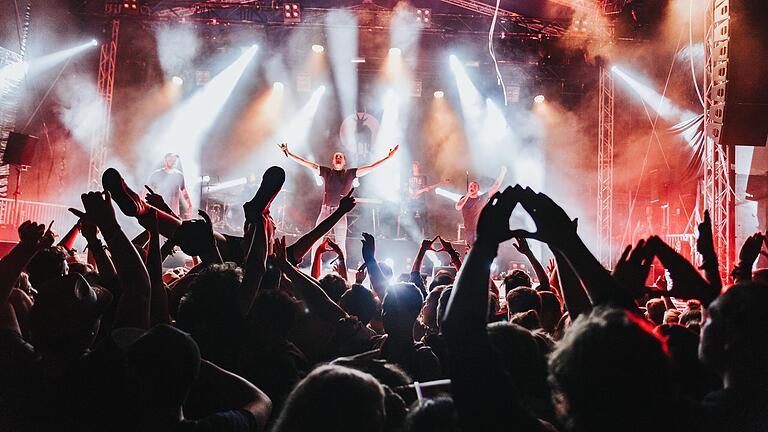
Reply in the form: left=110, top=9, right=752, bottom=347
left=284, top=3, right=301, bottom=23
left=416, top=8, right=432, bottom=28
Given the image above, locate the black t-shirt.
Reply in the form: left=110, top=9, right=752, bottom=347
left=319, top=166, right=357, bottom=207
left=148, top=168, right=186, bottom=214
left=406, top=175, right=428, bottom=210
left=461, top=195, right=484, bottom=230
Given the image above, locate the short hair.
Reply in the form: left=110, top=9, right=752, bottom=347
left=679, top=309, right=702, bottom=328
left=382, top=283, right=424, bottom=322
left=509, top=310, right=541, bottom=330
left=340, top=284, right=378, bottom=325
left=549, top=307, right=674, bottom=430
left=503, top=269, right=532, bottom=291
left=274, top=365, right=386, bottom=432
left=645, top=298, right=666, bottom=325
left=176, top=263, right=245, bottom=368
left=26, top=246, right=68, bottom=288
left=428, top=273, right=454, bottom=292
left=249, top=289, right=297, bottom=339
left=319, top=274, right=349, bottom=303
left=663, top=309, right=681, bottom=324
left=404, top=396, right=459, bottom=432
left=506, top=287, right=542, bottom=315
left=487, top=322, right=550, bottom=402
left=539, top=291, right=563, bottom=333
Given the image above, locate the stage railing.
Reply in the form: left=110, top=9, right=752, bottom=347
left=0, top=198, right=78, bottom=240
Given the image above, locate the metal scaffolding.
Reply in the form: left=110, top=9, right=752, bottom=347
left=89, top=19, right=119, bottom=192
left=703, top=0, right=732, bottom=276
left=597, top=64, right=614, bottom=268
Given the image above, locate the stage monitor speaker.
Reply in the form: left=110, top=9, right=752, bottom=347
left=721, top=0, right=768, bottom=147
left=3, top=132, right=38, bottom=166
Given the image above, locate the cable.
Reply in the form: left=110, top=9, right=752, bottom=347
left=488, top=0, right=507, bottom=105
left=689, top=0, right=705, bottom=108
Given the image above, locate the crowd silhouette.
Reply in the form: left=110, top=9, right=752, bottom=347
left=0, top=164, right=766, bottom=432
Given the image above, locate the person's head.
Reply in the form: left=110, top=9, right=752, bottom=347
left=503, top=269, right=532, bottom=291
left=28, top=274, right=111, bottom=358
left=699, top=282, right=768, bottom=382
left=488, top=322, right=551, bottom=406
left=509, top=310, right=542, bottom=330
left=411, top=161, right=421, bottom=176
left=420, top=285, right=448, bottom=332
left=319, top=273, right=349, bottom=303
left=679, top=309, right=702, bottom=328
left=428, top=272, right=454, bottom=292
left=26, top=246, right=68, bottom=288
left=382, top=282, right=424, bottom=335
left=539, top=291, right=563, bottom=334
left=378, top=261, right=394, bottom=281
left=340, top=284, right=378, bottom=325
left=249, top=289, right=297, bottom=340
left=274, top=365, right=386, bottom=432
left=549, top=307, right=674, bottom=431
left=404, top=396, right=460, bottom=432
left=332, top=152, right=347, bottom=170
left=176, top=263, right=245, bottom=368
left=116, top=324, right=201, bottom=416
left=645, top=298, right=666, bottom=325
left=506, top=287, right=542, bottom=316
left=163, top=153, right=179, bottom=170
left=468, top=181, right=480, bottom=196
left=664, top=308, right=681, bottom=325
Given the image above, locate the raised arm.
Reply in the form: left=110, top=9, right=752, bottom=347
left=273, top=237, right=347, bottom=322
left=356, top=144, right=399, bottom=177
left=361, top=232, right=387, bottom=301
left=287, top=190, right=356, bottom=264
left=513, top=237, right=550, bottom=291
left=487, top=166, right=507, bottom=198
left=0, top=221, right=53, bottom=305
left=137, top=207, right=170, bottom=325
left=443, top=188, right=540, bottom=432
left=278, top=143, right=320, bottom=173
left=77, top=216, right=118, bottom=285
left=71, top=191, right=151, bottom=329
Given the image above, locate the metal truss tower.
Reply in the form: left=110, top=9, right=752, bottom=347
left=597, top=64, right=615, bottom=268
left=703, top=0, right=732, bottom=276
left=89, top=19, right=120, bottom=192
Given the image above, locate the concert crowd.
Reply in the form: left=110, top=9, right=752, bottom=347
left=0, top=155, right=767, bottom=432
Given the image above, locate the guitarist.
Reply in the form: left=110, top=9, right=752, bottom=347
left=402, top=161, right=448, bottom=238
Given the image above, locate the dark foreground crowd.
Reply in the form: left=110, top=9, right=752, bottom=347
left=0, top=165, right=766, bottom=432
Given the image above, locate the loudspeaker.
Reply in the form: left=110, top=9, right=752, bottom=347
left=721, top=0, right=768, bottom=147
left=3, top=132, right=38, bottom=166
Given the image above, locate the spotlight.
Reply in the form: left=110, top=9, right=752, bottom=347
left=416, top=8, right=432, bottom=27
left=534, top=94, right=545, bottom=104
left=171, top=76, right=183, bottom=85
left=273, top=81, right=284, bottom=91
left=90, top=39, right=99, bottom=47
left=283, top=3, right=301, bottom=23
left=433, top=90, right=444, bottom=98
left=389, top=47, right=402, bottom=57
left=311, top=44, right=325, bottom=53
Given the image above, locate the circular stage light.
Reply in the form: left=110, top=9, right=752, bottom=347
left=534, top=94, right=545, bottom=104
left=312, top=44, right=325, bottom=53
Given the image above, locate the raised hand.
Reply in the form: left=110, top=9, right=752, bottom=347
left=612, top=240, right=654, bottom=296
left=696, top=210, right=716, bottom=259
left=361, top=232, right=376, bottom=262
left=70, top=191, right=120, bottom=232
left=277, top=142, right=289, bottom=156
left=546, top=258, right=556, bottom=277
left=78, top=217, right=99, bottom=242
left=355, top=266, right=368, bottom=284
left=513, top=236, right=532, bottom=255
left=476, top=186, right=518, bottom=245
left=318, top=237, right=335, bottom=253
left=327, top=238, right=343, bottom=255
left=739, top=232, right=764, bottom=265
left=272, top=236, right=288, bottom=268
left=144, top=185, right=175, bottom=216
left=512, top=186, right=578, bottom=249
left=338, top=188, right=356, bottom=214
left=646, top=235, right=718, bottom=306
left=17, top=220, right=48, bottom=249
